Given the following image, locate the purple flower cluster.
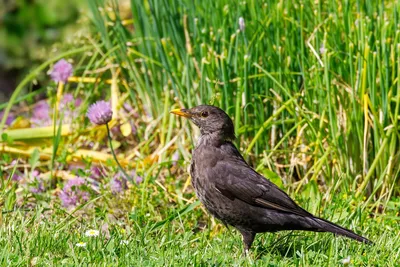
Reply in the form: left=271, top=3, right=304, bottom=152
left=31, top=100, right=51, bottom=127
left=109, top=170, right=142, bottom=194
left=29, top=170, right=45, bottom=194
left=11, top=172, right=22, bottom=181
left=59, top=177, right=89, bottom=208
left=50, top=59, right=73, bottom=83
left=5, top=165, right=45, bottom=194
left=87, top=101, right=113, bottom=125
left=60, top=93, right=83, bottom=124
left=30, top=94, right=82, bottom=127
left=61, top=93, right=82, bottom=109
left=109, top=175, right=128, bottom=194
left=0, top=111, right=15, bottom=127
left=89, top=165, right=104, bottom=181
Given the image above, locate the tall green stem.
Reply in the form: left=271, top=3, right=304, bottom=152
left=105, top=123, right=132, bottom=182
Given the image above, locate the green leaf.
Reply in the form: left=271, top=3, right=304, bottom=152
left=150, top=201, right=201, bottom=231
left=302, top=180, right=321, bottom=214
left=1, top=133, right=8, bottom=142
left=260, top=168, right=284, bottom=189
left=29, top=148, right=40, bottom=171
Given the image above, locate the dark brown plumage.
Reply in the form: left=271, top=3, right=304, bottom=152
left=171, top=105, right=372, bottom=253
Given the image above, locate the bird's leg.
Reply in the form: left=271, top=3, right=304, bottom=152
left=240, top=230, right=255, bottom=255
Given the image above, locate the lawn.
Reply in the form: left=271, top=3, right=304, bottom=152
left=1, top=0, right=399, bottom=266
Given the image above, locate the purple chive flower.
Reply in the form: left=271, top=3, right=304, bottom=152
left=60, top=93, right=74, bottom=109
left=75, top=98, right=83, bottom=107
left=59, top=177, right=89, bottom=208
left=50, top=59, right=73, bottom=83
left=31, top=100, right=51, bottom=127
left=0, top=111, right=15, bottom=126
left=34, top=100, right=50, bottom=118
left=87, top=100, right=113, bottom=125
left=238, top=17, right=245, bottom=32
left=60, top=93, right=82, bottom=108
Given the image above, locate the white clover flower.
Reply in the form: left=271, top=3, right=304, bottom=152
left=76, top=242, right=87, bottom=247
left=320, top=44, right=326, bottom=54
left=239, top=17, right=245, bottom=32
left=85, top=229, right=100, bottom=237
left=341, top=256, right=351, bottom=265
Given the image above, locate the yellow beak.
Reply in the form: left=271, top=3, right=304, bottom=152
left=170, top=108, right=192, bottom=118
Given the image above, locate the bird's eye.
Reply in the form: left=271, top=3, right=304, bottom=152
left=201, top=111, right=209, bottom=118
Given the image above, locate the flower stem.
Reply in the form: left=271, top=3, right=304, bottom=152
left=55, top=81, right=64, bottom=113
left=105, top=123, right=132, bottom=182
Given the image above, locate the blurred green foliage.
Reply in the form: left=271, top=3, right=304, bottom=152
left=0, top=0, right=82, bottom=68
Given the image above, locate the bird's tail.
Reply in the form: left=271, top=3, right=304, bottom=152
left=313, top=217, right=373, bottom=244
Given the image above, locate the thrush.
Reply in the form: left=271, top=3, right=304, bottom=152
left=171, top=105, right=371, bottom=253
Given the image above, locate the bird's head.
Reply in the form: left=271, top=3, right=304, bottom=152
left=170, top=105, right=235, bottom=140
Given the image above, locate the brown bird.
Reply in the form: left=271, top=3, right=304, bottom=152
left=171, top=105, right=372, bottom=253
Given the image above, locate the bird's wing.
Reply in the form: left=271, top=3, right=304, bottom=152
left=212, top=159, right=311, bottom=217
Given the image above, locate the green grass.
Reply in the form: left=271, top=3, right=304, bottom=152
left=0, top=0, right=400, bottom=265
left=1, top=195, right=399, bottom=266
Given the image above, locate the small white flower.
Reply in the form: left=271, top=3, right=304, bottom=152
left=30, top=257, right=39, bottom=266
left=76, top=242, right=87, bottom=247
left=85, top=229, right=100, bottom=237
left=320, top=44, right=326, bottom=54
left=120, top=240, right=129, bottom=245
left=341, top=256, right=351, bottom=265
left=238, top=17, right=245, bottom=32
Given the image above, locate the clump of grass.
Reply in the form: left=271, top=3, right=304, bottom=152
left=84, top=0, right=400, bottom=203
